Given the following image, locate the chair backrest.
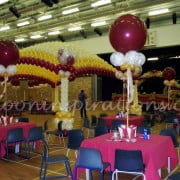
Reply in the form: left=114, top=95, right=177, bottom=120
left=97, top=118, right=106, bottom=127
left=67, top=129, right=84, bottom=149
left=57, top=121, right=63, bottom=131
left=114, top=149, right=144, bottom=172
left=18, top=117, right=29, bottom=123
left=94, top=126, right=108, bottom=137
left=83, top=118, right=90, bottom=128
left=137, top=127, right=151, bottom=134
left=99, top=113, right=108, bottom=118
left=91, top=115, right=97, bottom=126
left=76, top=147, right=103, bottom=170
left=6, top=128, right=24, bottom=143
left=27, top=126, right=44, bottom=141
left=160, top=129, right=179, bottom=147
left=111, top=120, right=124, bottom=130
left=44, top=120, right=48, bottom=131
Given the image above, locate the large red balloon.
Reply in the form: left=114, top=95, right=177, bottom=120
left=163, top=67, right=176, bottom=81
left=0, top=40, right=19, bottom=67
left=109, top=14, right=147, bottom=54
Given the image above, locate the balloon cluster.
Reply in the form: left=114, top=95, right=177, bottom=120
left=109, top=14, right=147, bottom=80
left=0, top=40, right=19, bottom=76
left=163, top=67, right=176, bottom=87
left=58, top=49, right=76, bottom=81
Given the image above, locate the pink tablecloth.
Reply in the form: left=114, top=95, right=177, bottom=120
left=0, top=122, right=36, bottom=157
left=103, top=115, right=144, bottom=127
left=81, top=133, right=178, bottom=180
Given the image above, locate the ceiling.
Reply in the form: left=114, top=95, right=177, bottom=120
left=0, top=0, right=180, bottom=47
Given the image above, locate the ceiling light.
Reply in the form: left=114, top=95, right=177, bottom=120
left=91, top=21, right=107, bottom=27
left=148, top=8, right=169, bottom=16
left=30, top=35, right=43, bottom=39
left=15, top=38, right=26, bottom=42
left=91, top=0, right=111, bottom=8
left=0, top=0, right=9, bottom=5
left=0, top=25, right=10, bottom=31
left=62, top=8, right=79, bottom=15
left=68, top=26, right=82, bottom=31
left=38, top=14, right=52, bottom=21
left=17, top=21, right=30, bottom=27
left=48, top=30, right=61, bottom=35
left=147, top=57, right=159, bottom=61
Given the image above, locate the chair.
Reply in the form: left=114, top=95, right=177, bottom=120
left=82, top=118, right=95, bottom=138
left=97, top=118, right=106, bottom=127
left=66, top=129, right=84, bottom=157
left=94, top=126, right=108, bottom=137
left=112, top=149, right=146, bottom=180
left=40, top=140, right=72, bottom=180
left=45, top=120, right=65, bottom=147
left=168, top=172, right=180, bottom=180
left=73, top=147, right=111, bottom=180
left=110, top=120, right=124, bottom=130
left=18, top=117, right=29, bottom=123
left=160, top=129, right=179, bottom=174
left=26, top=126, right=44, bottom=158
left=5, top=128, right=25, bottom=160
left=91, top=115, right=97, bottom=127
left=137, top=127, right=151, bottom=134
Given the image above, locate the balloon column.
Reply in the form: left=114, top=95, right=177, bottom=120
left=57, top=49, right=76, bottom=113
left=163, top=67, right=176, bottom=108
left=109, top=14, right=147, bottom=125
left=0, top=40, right=19, bottom=104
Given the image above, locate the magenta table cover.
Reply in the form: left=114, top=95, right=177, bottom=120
left=81, top=133, right=178, bottom=180
left=0, top=122, right=36, bottom=157
left=103, top=115, right=144, bottom=127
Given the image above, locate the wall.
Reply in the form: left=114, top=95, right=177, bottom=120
left=69, top=24, right=180, bottom=54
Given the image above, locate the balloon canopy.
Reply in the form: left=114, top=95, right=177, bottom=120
left=163, top=67, right=176, bottom=81
left=0, top=40, right=19, bottom=67
left=109, top=14, right=147, bottom=54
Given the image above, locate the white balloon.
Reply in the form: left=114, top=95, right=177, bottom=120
left=0, top=65, right=5, bottom=74
left=58, top=70, right=64, bottom=75
left=6, top=65, right=16, bottom=75
left=125, top=50, right=139, bottom=65
left=64, top=71, right=70, bottom=77
left=110, top=52, right=125, bottom=66
left=137, top=53, right=146, bottom=65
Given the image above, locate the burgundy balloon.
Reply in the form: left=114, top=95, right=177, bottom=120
left=67, top=56, right=75, bottom=65
left=163, top=67, right=176, bottom=81
left=0, top=40, right=19, bottom=67
left=109, top=14, right=147, bottom=54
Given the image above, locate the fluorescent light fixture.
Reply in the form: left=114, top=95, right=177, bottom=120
left=30, top=34, right=43, bottom=39
left=17, top=21, right=30, bottom=27
left=91, top=0, right=111, bottom=7
left=148, top=8, right=169, bottom=16
left=0, top=0, right=9, bottom=5
left=38, top=14, right=52, bottom=21
left=48, top=30, right=61, bottom=35
left=147, top=57, right=159, bottom=61
left=15, top=38, right=26, bottom=42
left=91, top=21, right=107, bottom=27
left=0, top=25, right=10, bottom=31
left=68, top=26, right=82, bottom=31
left=62, top=7, right=79, bottom=15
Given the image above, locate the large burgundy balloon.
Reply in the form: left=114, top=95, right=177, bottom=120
left=0, top=40, right=19, bottom=67
left=163, top=67, right=176, bottom=81
left=109, top=14, right=147, bottom=54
